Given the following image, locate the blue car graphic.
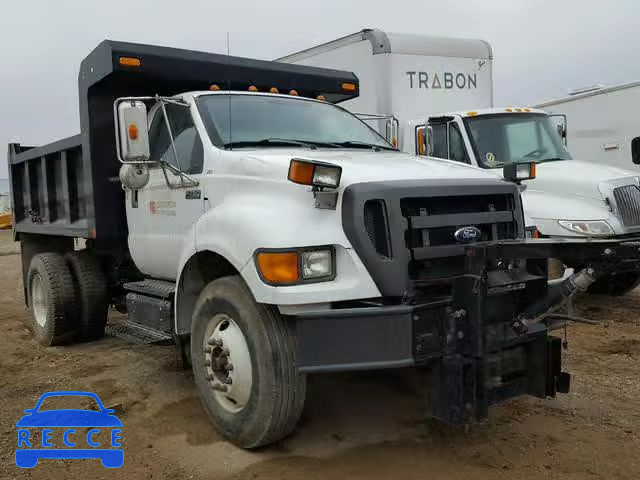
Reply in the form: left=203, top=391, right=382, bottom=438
left=15, top=391, right=123, bottom=468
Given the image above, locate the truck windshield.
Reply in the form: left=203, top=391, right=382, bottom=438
left=464, top=113, right=571, bottom=168
left=196, top=94, right=394, bottom=150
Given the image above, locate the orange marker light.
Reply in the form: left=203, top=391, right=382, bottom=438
left=417, top=128, right=425, bottom=155
left=256, top=252, right=299, bottom=284
left=119, top=57, right=141, bottom=67
left=530, top=162, right=537, bottom=179
left=248, top=85, right=258, bottom=92
left=288, top=159, right=315, bottom=185
left=270, top=87, right=279, bottom=93
left=209, top=84, right=221, bottom=91
left=466, top=111, right=478, bottom=116
left=128, top=124, right=139, bottom=140
left=505, top=108, right=513, bottom=112
left=316, top=95, right=326, bottom=101
left=289, top=89, right=299, bottom=96
left=342, top=82, right=357, bottom=92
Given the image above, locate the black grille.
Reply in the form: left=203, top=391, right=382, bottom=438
left=364, top=200, right=391, bottom=258
left=614, top=185, right=640, bottom=227
left=401, top=194, right=518, bottom=252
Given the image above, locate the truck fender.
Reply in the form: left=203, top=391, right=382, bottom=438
left=174, top=240, right=246, bottom=337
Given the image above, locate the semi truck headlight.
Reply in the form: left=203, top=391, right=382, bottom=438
left=255, top=247, right=335, bottom=285
left=558, top=220, right=614, bottom=236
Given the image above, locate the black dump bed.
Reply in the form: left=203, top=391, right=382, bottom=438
left=8, top=40, right=359, bottom=245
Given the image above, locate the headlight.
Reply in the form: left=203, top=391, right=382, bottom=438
left=558, top=220, right=614, bottom=236
left=255, top=247, right=335, bottom=285
left=301, top=250, right=333, bottom=279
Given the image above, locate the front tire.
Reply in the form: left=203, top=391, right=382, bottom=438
left=191, top=276, right=306, bottom=448
left=27, top=253, right=77, bottom=346
left=587, top=271, right=640, bottom=296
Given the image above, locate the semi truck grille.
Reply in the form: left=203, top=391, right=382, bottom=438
left=614, top=185, right=640, bottom=227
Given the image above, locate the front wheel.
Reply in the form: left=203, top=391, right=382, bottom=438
left=587, top=271, right=640, bottom=296
left=191, top=276, right=306, bottom=448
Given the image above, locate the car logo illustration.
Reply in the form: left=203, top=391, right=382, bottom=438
left=454, top=226, right=482, bottom=243
left=15, top=391, right=123, bottom=469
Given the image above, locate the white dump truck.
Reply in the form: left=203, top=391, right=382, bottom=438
left=9, top=41, right=640, bottom=449
left=278, top=29, right=640, bottom=295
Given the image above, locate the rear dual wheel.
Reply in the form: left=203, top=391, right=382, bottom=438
left=27, top=251, right=109, bottom=346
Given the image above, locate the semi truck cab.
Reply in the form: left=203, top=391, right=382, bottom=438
left=414, top=108, right=640, bottom=294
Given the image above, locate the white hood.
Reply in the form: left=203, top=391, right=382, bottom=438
left=232, top=149, right=500, bottom=185
left=523, top=159, right=638, bottom=200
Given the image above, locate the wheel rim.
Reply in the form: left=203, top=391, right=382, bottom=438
left=203, top=313, right=253, bottom=413
left=31, top=274, right=48, bottom=328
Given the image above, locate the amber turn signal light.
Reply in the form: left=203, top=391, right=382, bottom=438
left=128, top=124, right=138, bottom=140
left=256, top=251, right=299, bottom=284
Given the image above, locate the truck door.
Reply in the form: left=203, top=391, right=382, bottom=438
left=126, top=102, right=205, bottom=280
left=417, top=119, right=471, bottom=164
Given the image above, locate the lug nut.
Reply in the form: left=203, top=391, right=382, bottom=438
left=212, top=382, right=228, bottom=392
left=204, top=359, right=211, bottom=367
left=205, top=373, right=214, bottom=381
left=204, top=346, right=212, bottom=353
left=223, top=377, right=233, bottom=385
left=225, top=363, right=233, bottom=371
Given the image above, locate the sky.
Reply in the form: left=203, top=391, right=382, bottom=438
left=1, top=0, right=639, bottom=178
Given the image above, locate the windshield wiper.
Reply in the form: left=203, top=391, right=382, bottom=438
left=225, top=138, right=318, bottom=149
left=331, top=140, right=395, bottom=151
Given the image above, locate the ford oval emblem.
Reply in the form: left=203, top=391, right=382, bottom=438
left=454, top=226, right=482, bottom=243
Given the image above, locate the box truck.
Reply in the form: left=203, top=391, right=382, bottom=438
left=278, top=29, right=640, bottom=295
left=535, top=82, right=640, bottom=170
left=9, top=40, right=640, bottom=449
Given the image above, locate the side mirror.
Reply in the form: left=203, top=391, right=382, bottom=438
left=116, top=100, right=150, bottom=163
left=503, top=162, right=536, bottom=185
left=426, top=126, right=434, bottom=155
left=632, top=137, right=640, bottom=165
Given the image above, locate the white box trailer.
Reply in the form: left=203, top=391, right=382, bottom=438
left=276, top=29, right=493, bottom=150
left=536, top=82, right=640, bottom=170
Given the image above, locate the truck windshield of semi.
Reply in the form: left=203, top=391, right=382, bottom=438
left=461, top=112, right=572, bottom=167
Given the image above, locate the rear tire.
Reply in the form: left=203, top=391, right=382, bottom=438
left=191, top=275, right=306, bottom=448
left=65, top=250, right=109, bottom=341
left=587, top=271, right=640, bottom=296
left=27, top=253, right=77, bottom=346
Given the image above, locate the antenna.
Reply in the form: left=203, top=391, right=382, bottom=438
left=227, top=32, right=232, bottom=150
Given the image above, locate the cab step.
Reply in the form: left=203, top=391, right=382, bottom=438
left=123, top=278, right=175, bottom=298
left=106, top=321, right=173, bottom=345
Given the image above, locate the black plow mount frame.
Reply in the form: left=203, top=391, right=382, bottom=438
left=294, top=237, right=640, bottom=425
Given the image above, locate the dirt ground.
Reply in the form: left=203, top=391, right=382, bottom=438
left=0, top=230, right=639, bottom=480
